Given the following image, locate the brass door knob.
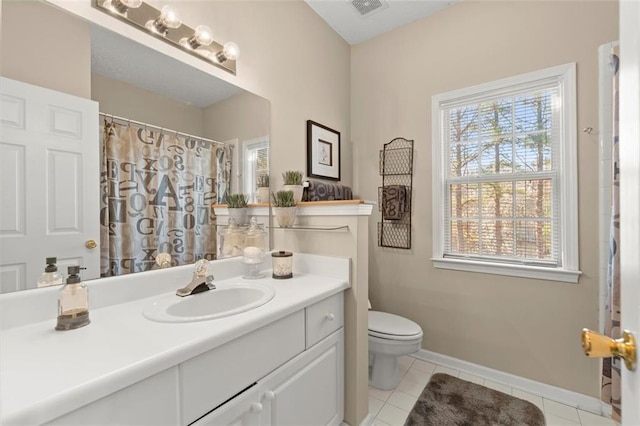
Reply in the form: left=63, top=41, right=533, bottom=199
left=85, top=240, right=97, bottom=249
left=581, top=328, right=637, bottom=371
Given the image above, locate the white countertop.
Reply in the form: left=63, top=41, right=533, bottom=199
left=0, top=255, right=350, bottom=425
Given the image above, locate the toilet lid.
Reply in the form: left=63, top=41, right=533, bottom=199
left=368, top=311, right=422, bottom=338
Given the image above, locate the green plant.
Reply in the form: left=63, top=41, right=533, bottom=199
left=271, top=190, right=296, bottom=207
left=257, top=174, right=269, bottom=188
left=282, top=170, right=303, bottom=186
left=226, top=193, right=248, bottom=208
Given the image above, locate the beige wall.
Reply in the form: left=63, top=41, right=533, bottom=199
left=92, top=75, right=271, bottom=153
left=352, top=1, right=618, bottom=397
left=170, top=1, right=352, bottom=190
left=203, top=91, right=270, bottom=143
left=0, top=1, right=91, bottom=98
left=92, top=73, right=204, bottom=136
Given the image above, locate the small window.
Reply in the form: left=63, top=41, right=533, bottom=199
left=431, top=64, right=580, bottom=283
left=243, top=137, right=269, bottom=203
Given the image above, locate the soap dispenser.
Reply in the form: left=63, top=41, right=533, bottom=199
left=37, top=257, right=64, bottom=288
left=55, top=266, right=90, bottom=331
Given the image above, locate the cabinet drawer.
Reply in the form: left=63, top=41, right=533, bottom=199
left=305, top=292, right=344, bottom=349
left=181, top=311, right=305, bottom=425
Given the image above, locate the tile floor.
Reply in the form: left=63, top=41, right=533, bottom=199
left=368, top=356, right=618, bottom=426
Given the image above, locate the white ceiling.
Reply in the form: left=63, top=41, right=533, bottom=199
left=91, top=25, right=243, bottom=108
left=305, top=0, right=458, bottom=45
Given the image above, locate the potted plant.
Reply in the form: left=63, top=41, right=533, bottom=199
left=271, top=190, right=297, bottom=228
left=256, top=174, right=270, bottom=204
left=226, top=193, right=249, bottom=225
left=282, top=170, right=304, bottom=203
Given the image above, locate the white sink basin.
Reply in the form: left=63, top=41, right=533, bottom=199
left=143, top=282, right=275, bottom=323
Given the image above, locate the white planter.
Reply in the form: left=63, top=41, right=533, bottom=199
left=273, top=207, right=297, bottom=228
left=228, top=208, right=248, bottom=226
left=283, top=185, right=304, bottom=203
left=257, top=187, right=270, bottom=204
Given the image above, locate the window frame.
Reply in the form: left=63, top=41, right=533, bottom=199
left=431, top=63, right=580, bottom=283
left=242, top=136, right=269, bottom=203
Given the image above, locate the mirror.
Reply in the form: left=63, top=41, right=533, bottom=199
left=0, top=1, right=270, bottom=293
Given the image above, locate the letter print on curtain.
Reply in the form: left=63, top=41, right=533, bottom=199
left=100, top=120, right=231, bottom=276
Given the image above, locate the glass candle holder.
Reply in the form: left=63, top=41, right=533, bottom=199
left=271, top=251, right=293, bottom=279
left=242, top=246, right=265, bottom=279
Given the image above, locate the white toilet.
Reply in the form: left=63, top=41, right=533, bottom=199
left=368, top=311, right=423, bottom=390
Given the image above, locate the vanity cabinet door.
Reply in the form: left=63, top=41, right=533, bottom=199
left=259, top=329, right=344, bottom=426
left=190, top=385, right=261, bottom=426
left=181, top=311, right=305, bottom=425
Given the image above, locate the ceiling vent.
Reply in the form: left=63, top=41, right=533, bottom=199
left=350, top=0, right=388, bottom=17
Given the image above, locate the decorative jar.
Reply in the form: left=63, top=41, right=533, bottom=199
left=271, top=251, right=293, bottom=279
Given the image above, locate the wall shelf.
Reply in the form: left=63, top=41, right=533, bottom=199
left=270, top=225, right=349, bottom=231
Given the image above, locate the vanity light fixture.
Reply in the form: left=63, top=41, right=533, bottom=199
left=95, top=0, right=239, bottom=75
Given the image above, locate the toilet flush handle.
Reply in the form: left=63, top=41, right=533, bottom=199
left=325, top=313, right=335, bottom=321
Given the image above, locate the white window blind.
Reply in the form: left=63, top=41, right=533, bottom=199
left=243, top=138, right=269, bottom=202
left=431, top=64, right=580, bottom=282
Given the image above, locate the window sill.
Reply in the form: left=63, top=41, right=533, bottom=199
left=431, top=258, right=581, bottom=283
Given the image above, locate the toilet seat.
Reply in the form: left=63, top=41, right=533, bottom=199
left=368, top=311, right=422, bottom=341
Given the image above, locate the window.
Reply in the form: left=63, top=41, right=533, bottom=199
left=431, top=64, right=580, bottom=283
left=243, top=137, right=269, bottom=203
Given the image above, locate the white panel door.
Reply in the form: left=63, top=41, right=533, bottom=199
left=0, top=77, right=99, bottom=293
left=261, top=329, right=344, bottom=426
left=619, top=1, right=640, bottom=424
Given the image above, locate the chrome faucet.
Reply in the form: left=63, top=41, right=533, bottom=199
left=176, top=259, right=215, bottom=297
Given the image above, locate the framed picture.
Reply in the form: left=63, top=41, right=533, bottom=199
left=307, top=120, right=341, bottom=181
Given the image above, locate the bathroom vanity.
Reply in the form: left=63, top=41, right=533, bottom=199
left=0, top=254, right=349, bottom=426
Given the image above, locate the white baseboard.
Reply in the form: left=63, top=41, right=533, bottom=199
left=339, top=412, right=374, bottom=426
left=413, top=349, right=607, bottom=416
left=358, top=413, right=375, bottom=426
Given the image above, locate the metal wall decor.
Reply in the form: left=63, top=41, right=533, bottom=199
left=378, top=138, right=414, bottom=249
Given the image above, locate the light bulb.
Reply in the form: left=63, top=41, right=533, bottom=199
left=121, top=0, right=142, bottom=7
left=213, top=41, right=240, bottom=63
left=222, top=41, right=240, bottom=61
left=160, top=5, right=182, bottom=29
left=103, top=0, right=142, bottom=15
left=179, top=24, right=214, bottom=50
left=194, top=25, right=214, bottom=46
left=145, top=5, right=182, bottom=35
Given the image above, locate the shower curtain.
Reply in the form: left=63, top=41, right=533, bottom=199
left=100, top=120, right=231, bottom=277
left=602, top=45, right=621, bottom=422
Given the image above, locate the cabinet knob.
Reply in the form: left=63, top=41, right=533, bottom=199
left=264, top=390, right=275, bottom=400
left=325, top=313, right=335, bottom=321
left=250, top=402, right=263, bottom=413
